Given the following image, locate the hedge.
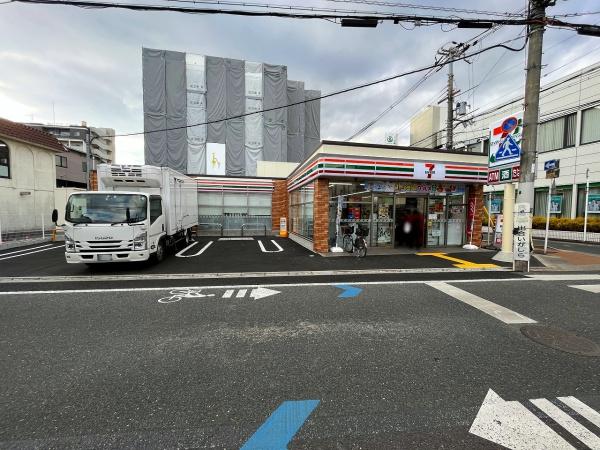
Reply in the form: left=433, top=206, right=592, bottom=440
left=483, top=215, right=600, bottom=232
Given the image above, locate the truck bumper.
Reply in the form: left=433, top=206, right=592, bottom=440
left=65, top=250, right=151, bottom=264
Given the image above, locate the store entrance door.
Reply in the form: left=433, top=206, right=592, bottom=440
left=394, top=196, right=426, bottom=249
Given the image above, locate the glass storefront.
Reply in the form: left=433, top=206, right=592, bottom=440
left=329, top=180, right=467, bottom=248
left=198, top=190, right=272, bottom=234
left=290, top=183, right=314, bottom=240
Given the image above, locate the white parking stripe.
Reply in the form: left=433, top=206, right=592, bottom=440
left=569, top=284, right=600, bottom=294
left=0, top=243, right=54, bottom=257
left=530, top=398, right=600, bottom=449
left=426, top=282, right=537, bottom=324
left=218, top=237, right=254, bottom=241
left=258, top=240, right=284, bottom=253
left=0, top=245, right=62, bottom=261
left=557, top=396, right=600, bottom=429
left=175, top=241, right=213, bottom=258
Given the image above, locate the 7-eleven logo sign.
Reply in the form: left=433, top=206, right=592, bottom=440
left=415, top=162, right=445, bottom=180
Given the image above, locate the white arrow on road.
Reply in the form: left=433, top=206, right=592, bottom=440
left=469, top=389, right=574, bottom=449
left=249, top=287, right=280, bottom=300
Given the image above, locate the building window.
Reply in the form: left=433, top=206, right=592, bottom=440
left=55, top=155, right=68, bottom=168
left=0, top=140, right=9, bottom=178
left=581, top=106, right=600, bottom=145
left=82, top=161, right=87, bottom=172
left=537, top=113, right=576, bottom=152
left=290, top=183, right=314, bottom=240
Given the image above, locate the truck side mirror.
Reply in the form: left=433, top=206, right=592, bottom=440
left=51, top=209, right=58, bottom=224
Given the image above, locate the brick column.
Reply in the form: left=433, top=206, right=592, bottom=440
left=467, top=184, right=484, bottom=247
left=271, top=180, right=289, bottom=234
left=90, top=170, right=98, bottom=191
left=312, top=178, right=330, bottom=253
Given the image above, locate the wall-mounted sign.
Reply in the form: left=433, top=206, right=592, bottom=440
left=490, top=198, right=502, bottom=214
left=544, top=159, right=559, bottom=171
left=587, top=194, right=600, bottom=213
left=364, top=181, right=465, bottom=195
left=206, top=143, right=226, bottom=176
left=550, top=195, right=562, bottom=214
left=414, top=162, right=446, bottom=181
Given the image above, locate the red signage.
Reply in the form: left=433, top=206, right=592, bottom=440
left=512, top=166, right=521, bottom=180
left=488, top=170, right=499, bottom=183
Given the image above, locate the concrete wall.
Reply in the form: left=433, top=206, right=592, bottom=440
left=0, top=136, right=57, bottom=232
left=410, top=105, right=445, bottom=148
left=257, top=161, right=298, bottom=178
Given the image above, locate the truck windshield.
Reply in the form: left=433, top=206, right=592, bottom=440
left=66, top=194, right=148, bottom=224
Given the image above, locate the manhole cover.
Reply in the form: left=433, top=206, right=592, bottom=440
left=521, top=325, right=600, bottom=357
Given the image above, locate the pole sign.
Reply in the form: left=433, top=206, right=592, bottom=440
left=588, top=194, right=600, bottom=213
left=488, top=112, right=523, bottom=185
left=513, top=203, right=531, bottom=263
left=544, top=159, right=559, bottom=171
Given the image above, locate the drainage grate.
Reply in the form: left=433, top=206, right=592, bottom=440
left=521, top=325, right=600, bottom=357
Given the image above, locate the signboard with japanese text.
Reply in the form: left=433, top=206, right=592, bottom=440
left=364, top=181, right=464, bottom=195
left=490, top=198, right=502, bottom=214
left=487, top=166, right=520, bottom=185
left=513, top=202, right=531, bottom=263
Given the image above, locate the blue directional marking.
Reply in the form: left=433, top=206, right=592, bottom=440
left=335, top=284, right=363, bottom=298
left=241, top=400, right=319, bottom=450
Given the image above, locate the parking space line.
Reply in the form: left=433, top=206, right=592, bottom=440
left=218, top=237, right=254, bottom=241
left=530, top=398, right=600, bottom=449
left=175, top=241, right=213, bottom=258
left=258, top=240, right=283, bottom=253
left=0, top=243, right=54, bottom=257
left=426, top=281, right=537, bottom=324
left=0, top=245, right=62, bottom=261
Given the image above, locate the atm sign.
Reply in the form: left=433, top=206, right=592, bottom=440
left=488, top=165, right=520, bottom=184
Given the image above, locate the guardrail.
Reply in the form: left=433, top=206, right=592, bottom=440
left=241, top=223, right=267, bottom=237
left=197, top=222, right=224, bottom=237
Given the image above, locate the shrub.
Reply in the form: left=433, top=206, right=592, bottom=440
left=531, top=216, right=600, bottom=232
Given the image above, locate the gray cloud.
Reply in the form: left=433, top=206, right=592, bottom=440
left=0, top=0, right=598, bottom=163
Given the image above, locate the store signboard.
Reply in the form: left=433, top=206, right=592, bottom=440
left=488, top=165, right=520, bottom=185
left=364, top=181, right=464, bottom=195
left=588, top=194, right=600, bottom=213
left=414, top=162, right=446, bottom=181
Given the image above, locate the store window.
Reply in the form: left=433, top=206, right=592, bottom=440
left=290, top=183, right=314, bottom=240
left=0, top=140, right=9, bottom=178
left=577, top=185, right=600, bottom=217
left=538, top=113, right=576, bottom=152
left=581, top=106, right=600, bottom=145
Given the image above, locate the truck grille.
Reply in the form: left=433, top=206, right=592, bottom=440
left=76, top=240, right=133, bottom=252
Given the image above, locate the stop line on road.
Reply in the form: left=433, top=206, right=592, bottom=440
left=470, top=389, right=600, bottom=449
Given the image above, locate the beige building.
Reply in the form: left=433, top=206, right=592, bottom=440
left=0, top=118, right=65, bottom=237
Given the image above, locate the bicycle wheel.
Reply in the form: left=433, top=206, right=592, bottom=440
left=354, top=238, right=367, bottom=258
left=343, top=234, right=353, bottom=252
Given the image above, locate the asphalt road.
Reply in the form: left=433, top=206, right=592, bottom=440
left=1, top=274, right=599, bottom=449
left=533, top=238, right=600, bottom=256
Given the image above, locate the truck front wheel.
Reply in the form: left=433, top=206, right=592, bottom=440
left=154, top=239, right=166, bottom=263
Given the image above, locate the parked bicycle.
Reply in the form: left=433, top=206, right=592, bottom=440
left=342, top=223, right=368, bottom=258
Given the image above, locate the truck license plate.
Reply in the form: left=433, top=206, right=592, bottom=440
left=98, top=254, right=112, bottom=261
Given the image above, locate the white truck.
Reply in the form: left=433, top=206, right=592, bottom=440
left=57, top=164, right=198, bottom=264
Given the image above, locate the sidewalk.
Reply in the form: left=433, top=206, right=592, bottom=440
left=533, top=247, right=600, bottom=271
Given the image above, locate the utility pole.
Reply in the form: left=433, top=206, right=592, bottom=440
left=446, top=56, right=455, bottom=150
left=86, top=127, right=93, bottom=190
left=516, top=1, right=551, bottom=206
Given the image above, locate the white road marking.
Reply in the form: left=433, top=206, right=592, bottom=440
left=1, top=276, right=599, bottom=296
left=0, top=245, right=62, bottom=261
left=258, top=240, right=284, bottom=253
left=427, top=281, right=537, bottom=324
left=218, top=237, right=254, bottom=241
left=0, top=267, right=516, bottom=284
left=527, top=274, right=600, bottom=281
left=469, top=389, right=574, bottom=450
left=222, top=289, right=234, bottom=298
left=569, top=284, right=600, bottom=294
left=174, top=241, right=213, bottom=258
left=530, top=398, right=600, bottom=449
left=557, top=396, right=600, bottom=429
left=0, top=243, right=54, bottom=257
left=249, top=287, right=280, bottom=299
left=236, top=289, right=247, bottom=298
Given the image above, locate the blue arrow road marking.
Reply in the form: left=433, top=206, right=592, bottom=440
left=241, top=400, right=320, bottom=450
left=335, top=284, right=363, bottom=298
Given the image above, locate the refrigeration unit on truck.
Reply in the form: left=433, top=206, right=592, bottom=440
left=57, top=164, right=198, bottom=264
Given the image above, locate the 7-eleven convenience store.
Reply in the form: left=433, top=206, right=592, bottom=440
left=285, top=141, right=488, bottom=253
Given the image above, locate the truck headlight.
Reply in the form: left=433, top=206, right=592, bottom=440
left=133, top=232, right=147, bottom=250
left=65, top=234, right=75, bottom=253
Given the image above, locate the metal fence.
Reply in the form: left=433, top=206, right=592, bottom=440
left=482, top=225, right=600, bottom=245
left=198, top=215, right=272, bottom=236
left=0, top=214, right=55, bottom=244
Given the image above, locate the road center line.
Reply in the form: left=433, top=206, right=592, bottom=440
left=426, top=281, right=537, bottom=324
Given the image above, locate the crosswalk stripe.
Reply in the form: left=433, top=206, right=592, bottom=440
left=531, top=398, right=600, bottom=449
left=569, top=285, right=600, bottom=294
left=236, top=289, right=247, bottom=298
left=222, top=289, right=234, bottom=298
left=558, top=396, right=600, bottom=429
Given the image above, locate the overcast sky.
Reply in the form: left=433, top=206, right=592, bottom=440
left=1, top=0, right=599, bottom=164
